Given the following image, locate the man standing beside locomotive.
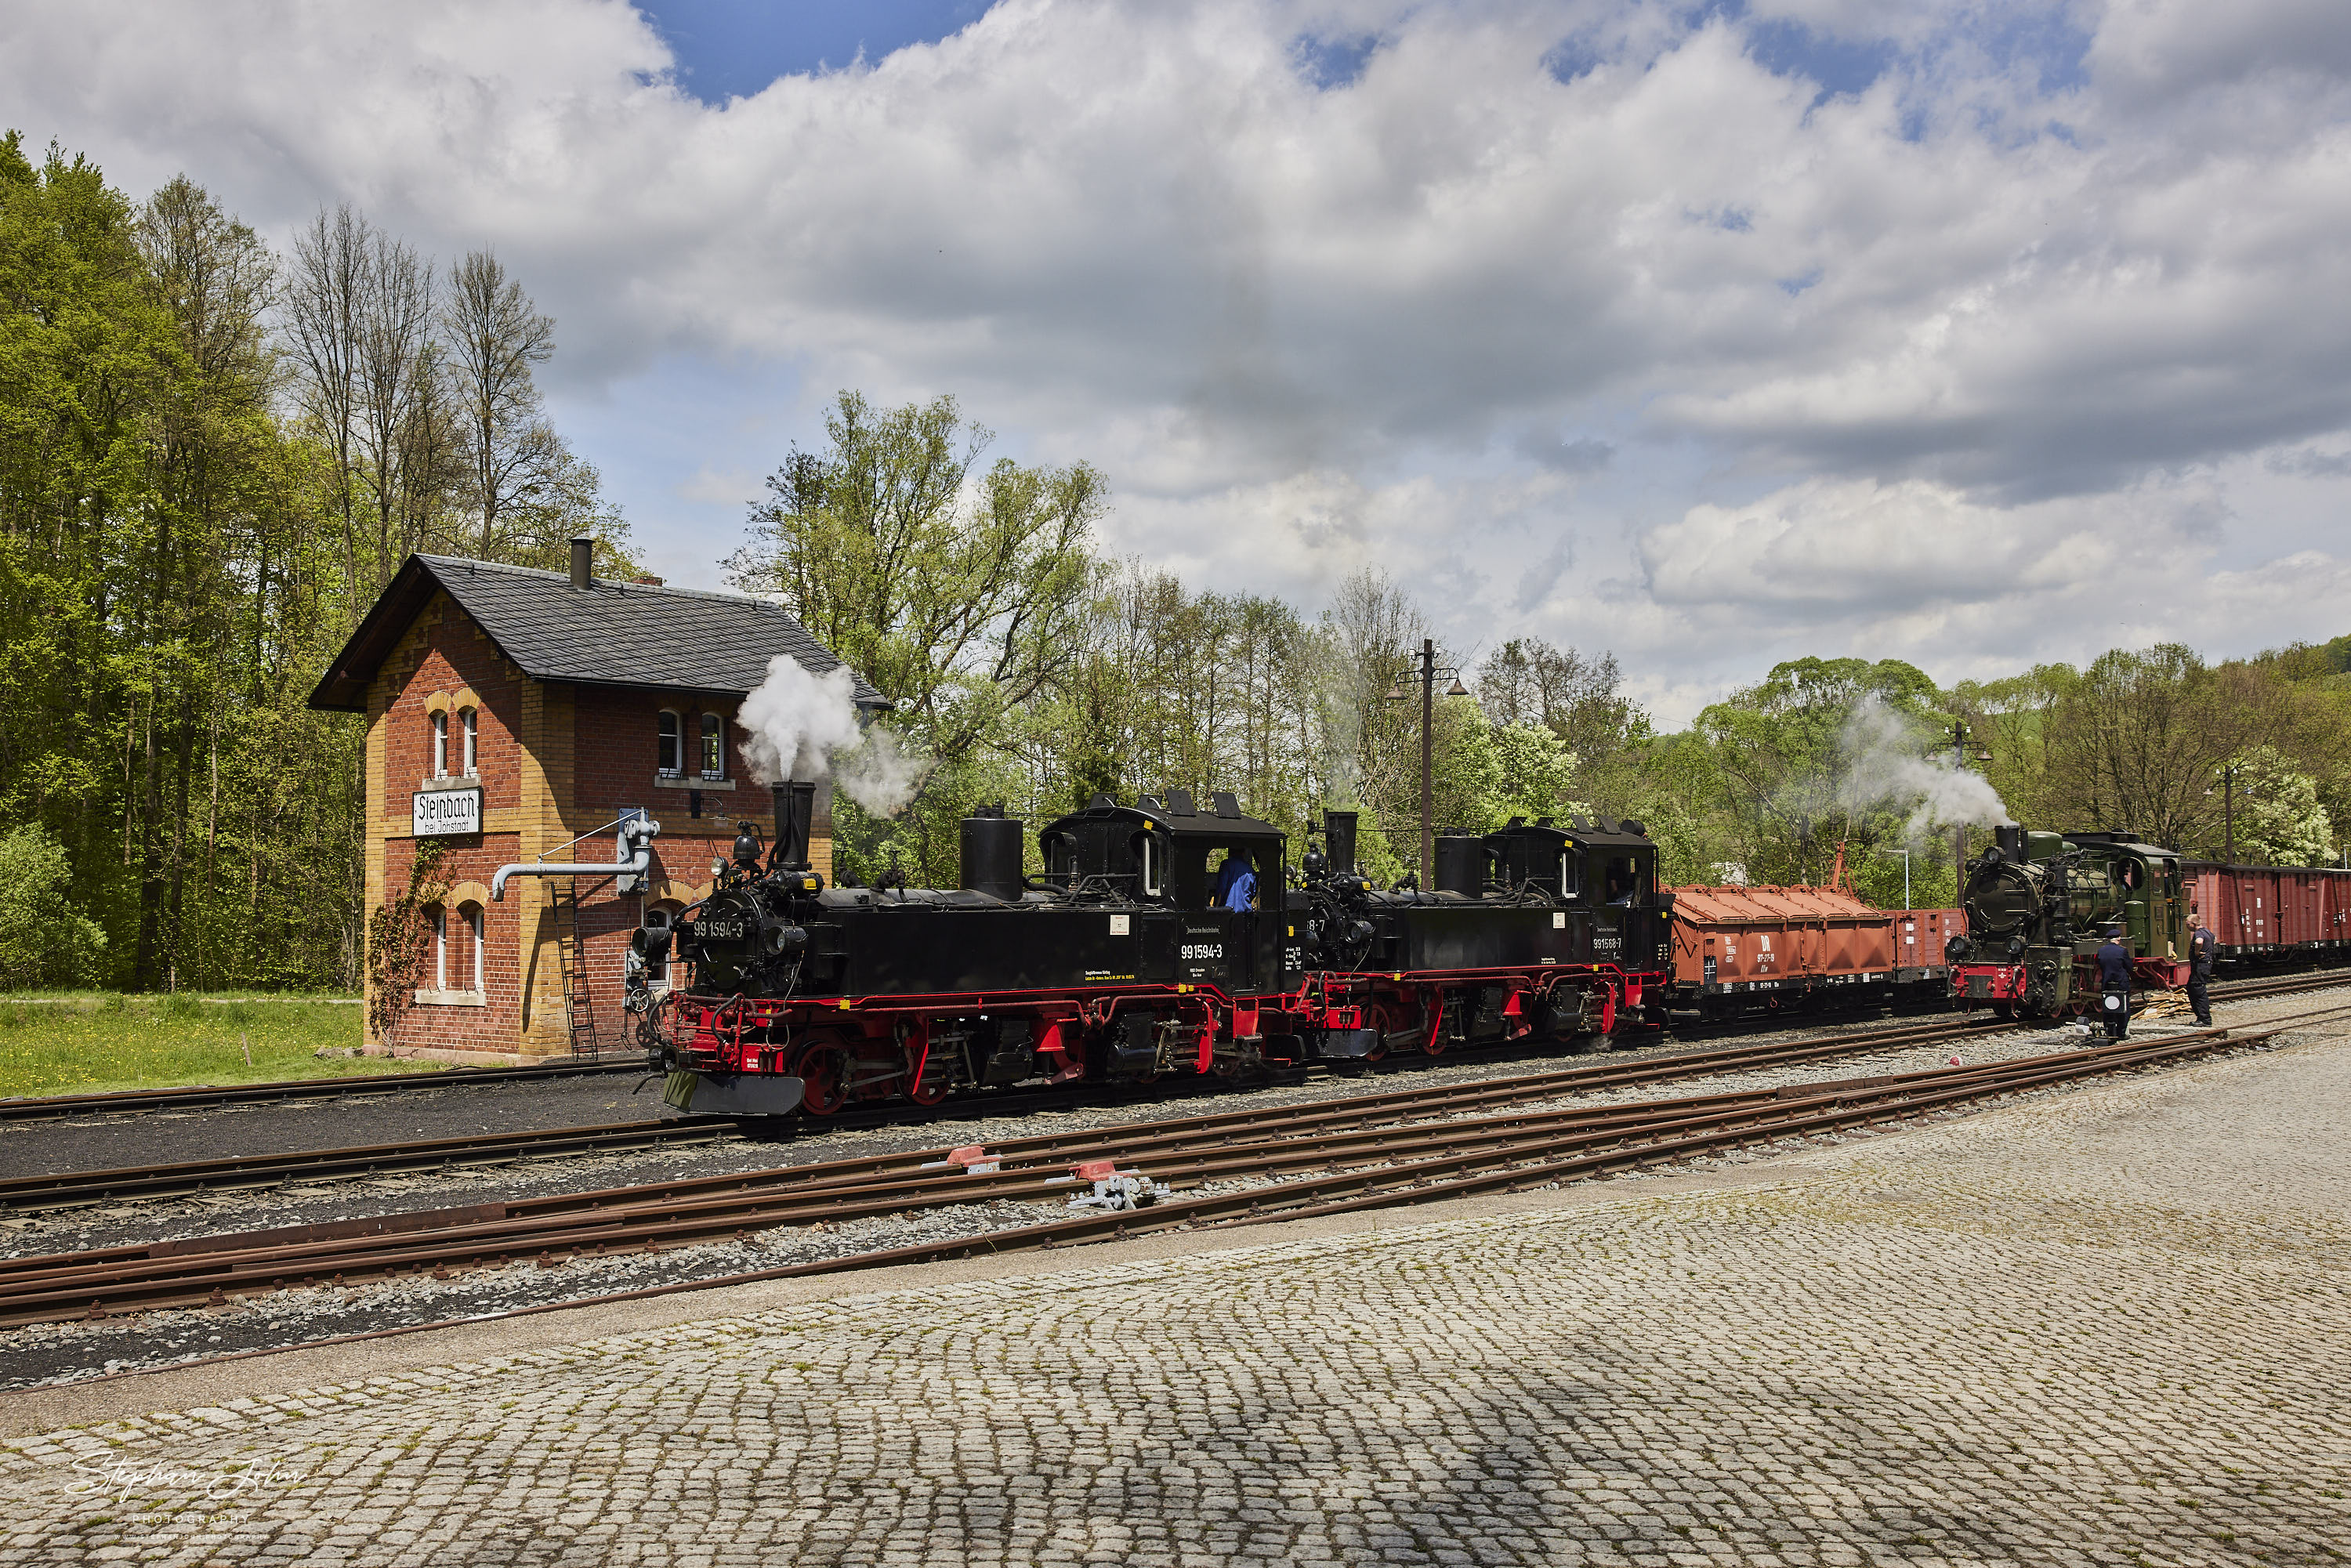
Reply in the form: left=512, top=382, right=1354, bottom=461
left=2187, top=911, right=2217, bottom=1027
left=2096, top=925, right=2133, bottom=1039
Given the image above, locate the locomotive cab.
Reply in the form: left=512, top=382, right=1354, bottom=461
left=1483, top=819, right=1578, bottom=900
left=1560, top=817, right=1667, bottom=975
left=1039, top=789, right=1291, bottom=992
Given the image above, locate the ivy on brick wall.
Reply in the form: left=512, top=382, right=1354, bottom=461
left=362, top=840, right=447, bottom=1044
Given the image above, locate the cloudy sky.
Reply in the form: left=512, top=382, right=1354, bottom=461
left=7, top=0, right=2349, bottom=721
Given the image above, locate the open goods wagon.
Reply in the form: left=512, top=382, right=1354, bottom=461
left=1665, top=875, right=1960, bottom=1019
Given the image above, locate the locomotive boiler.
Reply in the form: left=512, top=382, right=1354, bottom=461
left=1947, top=826, right=2190, bottom=1016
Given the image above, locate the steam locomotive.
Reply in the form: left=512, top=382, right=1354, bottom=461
left=641, top=783, right=1672, bottom=1117
left=1947, top=825, right=2190, bottom=1016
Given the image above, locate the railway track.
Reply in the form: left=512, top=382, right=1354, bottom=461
left=0, top=1016, right=2009, bottom=1213
left=3, top=964, right=2337, bottom=1128
left=13, top=1005, right=2334, bottom=1329
left=2203, top=969, right=2351, bottom=1003
left=0, top=1055, right=644, bottom=1122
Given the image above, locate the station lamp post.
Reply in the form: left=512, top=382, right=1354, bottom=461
left=1385, top=637, right=1470, bottom=889
left=1882, top=846, right=1912, bottom=910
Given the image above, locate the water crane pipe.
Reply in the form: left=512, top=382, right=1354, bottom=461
left=492, top=817, right=661, bottom=900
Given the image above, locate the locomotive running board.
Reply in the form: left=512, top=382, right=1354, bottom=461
left=663, top=1070, right=807, bottom=1118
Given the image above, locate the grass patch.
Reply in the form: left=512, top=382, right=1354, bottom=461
left=0, top=991, right=444, bottom=1098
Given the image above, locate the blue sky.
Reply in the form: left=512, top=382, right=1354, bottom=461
left=9, top=0, right=2350, bottom=720
left=640, top=0, right=997, bottom=97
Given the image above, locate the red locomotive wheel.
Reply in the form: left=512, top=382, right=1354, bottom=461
left=1364, top=1002, right=1399, bottom=1062
left=794, top=1042, right=851, bottom=1116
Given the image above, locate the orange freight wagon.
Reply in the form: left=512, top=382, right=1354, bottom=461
left=1668, top=879, right=1962, bottom=1019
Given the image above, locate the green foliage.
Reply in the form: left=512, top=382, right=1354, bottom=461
left=0, top=825, right=107, bottom=987
left=0, top=135, right=628, bottom=994
left=1673, top=657, right=1958, bottom=888
left=2226, top=746, right=2334, bottom=864
left=730, top=390, right=1101, bottom=770
left=1436, top=717, right=1582, bottom=835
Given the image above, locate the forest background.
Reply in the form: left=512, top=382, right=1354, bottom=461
left=5, top=139, right=2349, bottom=992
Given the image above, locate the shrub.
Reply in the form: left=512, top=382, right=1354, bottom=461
left=0, top=826, right=107, bottom=990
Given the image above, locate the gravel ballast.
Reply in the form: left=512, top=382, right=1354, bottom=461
left=4, top=984, right=2343, bottom=1390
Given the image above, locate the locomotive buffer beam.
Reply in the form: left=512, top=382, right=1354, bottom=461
left=661, top=1069, right=807, bottom=1118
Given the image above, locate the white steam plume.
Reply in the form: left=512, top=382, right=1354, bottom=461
left=736, top=655, right=929, bottom=817
left=1837, top=696, right=2016, bottom=842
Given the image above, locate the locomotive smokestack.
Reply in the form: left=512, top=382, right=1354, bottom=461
left=961, top=804, right=1024, bottom=900
left=772, top=780, right=816, bottom=871
left=568, top=537, right=592, bottom=589
left=1324, top=810, right=1359, bottom=876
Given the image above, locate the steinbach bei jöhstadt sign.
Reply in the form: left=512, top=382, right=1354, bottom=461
left=412, top=787, right=482, bottom=837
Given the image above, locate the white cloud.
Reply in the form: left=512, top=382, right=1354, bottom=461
left=5, top=0, right=2348, bottom=717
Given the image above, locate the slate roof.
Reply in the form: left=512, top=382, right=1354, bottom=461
left=306, top=554, right=889, bottom=712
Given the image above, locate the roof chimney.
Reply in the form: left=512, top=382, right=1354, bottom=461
left=569, top=538, right=592, bottom=589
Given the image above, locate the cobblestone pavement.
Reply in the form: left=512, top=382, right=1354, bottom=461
left=1, top=1024, right=2346, bottom=1565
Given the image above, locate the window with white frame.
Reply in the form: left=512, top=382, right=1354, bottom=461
left=460, top=708, right=478, bottom=775
left=699, top=712, right=726, bottom=780
left=657, top=711, right=682, bottom=777
left=429, top=904, right=447, bottom=990
left=462, top=903, right=484, bottom=992
left=430, top=711, right=448, bottom=778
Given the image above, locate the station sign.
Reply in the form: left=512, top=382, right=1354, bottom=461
left=412, top=786, right=483, bottom=837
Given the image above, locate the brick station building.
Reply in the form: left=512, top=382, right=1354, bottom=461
left=310, top=545, right=884, bottom=1061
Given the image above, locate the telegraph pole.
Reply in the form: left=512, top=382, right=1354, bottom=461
left=2223, top=762, right=2237, bottom=863
left=1419, top=637, right=1435, bottom=889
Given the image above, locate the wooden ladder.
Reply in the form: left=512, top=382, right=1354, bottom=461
left=551, top=878, right=601, bottom=1057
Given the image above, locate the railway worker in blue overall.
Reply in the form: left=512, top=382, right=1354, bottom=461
left=2186, top=911, right=2217, bottom=1027
left=2096, top=925, right=2133, bottom=1039
left=1212, top=848, right=1259, bottom=911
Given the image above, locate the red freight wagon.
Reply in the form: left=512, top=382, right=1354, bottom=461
left=2182, top=860, right=2351, bottom=965
left=1668, top=880, right=1961, bottom=1019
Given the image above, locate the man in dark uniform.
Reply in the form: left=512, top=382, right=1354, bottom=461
left=2096, top=925, right=2132, bottom=1039
left=2186, top=911, right=2217, bottom=1027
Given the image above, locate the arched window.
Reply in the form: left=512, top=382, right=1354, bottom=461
left=460, top=708, right=478, bottom=776
left=657, top=711, right=682, bottom=777
left=428, top=904, right=447, bottom=990
left=459, top=901, right=484, bottom=993
left=699, top=712, right=726, bottom=780
left=429, top=711, right=448, bottom=778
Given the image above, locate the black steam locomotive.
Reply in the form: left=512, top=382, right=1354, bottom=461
left=1947, top=825, right=2190, bottom=1016
left=643, top=784, right=1672, bottom=1117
